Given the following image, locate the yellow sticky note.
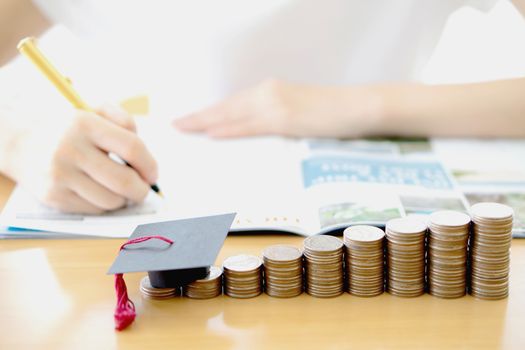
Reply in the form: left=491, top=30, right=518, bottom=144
left=120, top=95, right=149, bottom=116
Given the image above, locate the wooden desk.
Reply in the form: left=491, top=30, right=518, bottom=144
left=0, top=175, right=524, bottom=349
left=0, top=174, right=14, bottom=209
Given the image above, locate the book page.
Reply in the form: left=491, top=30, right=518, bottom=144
left=299, top=139, right=468, bottom=234
left=140, top=120, right=315, bottom=234
left=432, top=138, right=525, bottom=237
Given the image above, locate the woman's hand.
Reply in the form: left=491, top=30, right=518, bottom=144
left=173, top=79, right=383, bottom=139
left=9, top=105, right=158, bottom=214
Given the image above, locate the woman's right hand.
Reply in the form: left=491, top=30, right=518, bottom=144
left=9, top=105, right=158, bottom=214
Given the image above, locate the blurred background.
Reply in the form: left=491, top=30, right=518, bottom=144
left=421, top=0, right=525, bottom=83
left=2, top=1, right=524, bottom=83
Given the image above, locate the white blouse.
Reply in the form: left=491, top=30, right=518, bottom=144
left=19, top=0, right=499, bottom=116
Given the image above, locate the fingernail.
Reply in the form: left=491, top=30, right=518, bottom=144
left=172, top=117, right=186, bottom=126
left=207, top=129, right=226, bottom=138
left=174, top=118, right=197, bottom=130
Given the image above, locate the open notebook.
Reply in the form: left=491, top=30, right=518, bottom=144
left=2, top=126, right=524, bottom=238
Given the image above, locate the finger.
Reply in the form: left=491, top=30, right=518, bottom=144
left=66, top=170, right=127, bottom=211
left=174, top=108, right=229, bottom=132
left=76, top=146, right=150, bottom=203
left=81, top=113, right=158, bottom=184
left=96, top=104, right=137, bottom=132
left=173, top=95, right=245, bottom=132
left=207, top=120, right=264, bottom=138
left=43, top=188, right=105, bottom=215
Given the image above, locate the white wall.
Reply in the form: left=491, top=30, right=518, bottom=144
left=422, top=0, right=525, bottom=84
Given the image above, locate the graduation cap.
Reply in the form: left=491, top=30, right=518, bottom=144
left=108, top=213, right=235, bottom=331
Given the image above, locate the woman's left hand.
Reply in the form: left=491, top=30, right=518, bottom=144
left=173, top=79, right=383, bottom=139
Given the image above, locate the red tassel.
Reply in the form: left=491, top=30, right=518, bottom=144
left=113, top=235, right=174, bottom=331
left=114, top=273, right=136, bottom=331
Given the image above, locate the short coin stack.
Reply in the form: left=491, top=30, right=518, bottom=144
left=385, top=217, right=427, bottom=297
left=183, top=266, right=223, bottom=299
left=223, top=254, right=263, bottom=298
left=428, top=210, right=470, bottom=298
left=470, top=202, right=514, bottom=300
left=343, top=225, right=385, bottom=297
left=140, top=276, right=180, bottom=300
left=304, top=235, right=344, bottom=298
left=262, top=245, right=303, bottom=298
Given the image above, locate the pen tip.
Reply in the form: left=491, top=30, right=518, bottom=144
left=150, top=184, right=164, bottom=198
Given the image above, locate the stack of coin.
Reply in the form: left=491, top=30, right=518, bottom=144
left=385, top=217, right=427, bottom=297
left=428, top=210, right=470, bottom=298
left=140, top=276, right=180, bottom=300
left=262, top=245, right=303, bottom=298
left=303, top=235, right=344, bottom=298
left=223, top=254, right=263, bottom=298
left=343, top=225, right=385, bottom=297
left=469, top=202, right=513, bottom=300
left=183, top=266, right=223, bottom=299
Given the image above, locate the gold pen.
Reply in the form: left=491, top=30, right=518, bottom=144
left=17, top=37, right=163, bottom=197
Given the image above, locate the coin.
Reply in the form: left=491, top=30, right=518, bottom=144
left=223, top=254, right=263, bottom=298
left=223, top=254, right=263, bottom=272
left=263, top=245, right=303, bottom=261
left=344, top=225, right=385, bottom=297
left=304, top=235, right=344, bottom=253
left=429, top=210, right=471, bottom=229
left=304, top=235, right=344, bottom=298
left=183, top=266, right=223, bottom=299
left=140, top=276, right=180, bottom=300
left=386, top=217, right=427, bottom=236
left=469, top=202, right=513, bottom=300
left=385, top=217, right=426, bottom=297
left=470, top=202, right=513, bottom=221
left=262, top=245, right=303, bottom=298
left=427, top=210, right=470, bottom=299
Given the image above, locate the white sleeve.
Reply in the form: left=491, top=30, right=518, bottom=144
left=465, top=0, right=501, bottom=12
left=31, top=0, right=103, bottom=38
left=0, top=25, right=82, bottom=126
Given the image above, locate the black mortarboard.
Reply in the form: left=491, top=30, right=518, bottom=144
left=108, top=213, right=235, bottom=330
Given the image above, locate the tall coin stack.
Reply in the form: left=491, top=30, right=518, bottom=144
left=469, top=202, right=513, bottom=300
left=303, top=235, right=344, bottom=298
left=223, top=254, right=263, bottom=298
left=385, top=217, right=427, bottom=297
left=262, top=245, right=303, bottom=298
left=343, top=225, right=385, bottom=297
left=140, top=276, right=180, bottom=300
left=183, top=266, right=223, bottom=299
left=428, top=211, right=470, bottom=298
